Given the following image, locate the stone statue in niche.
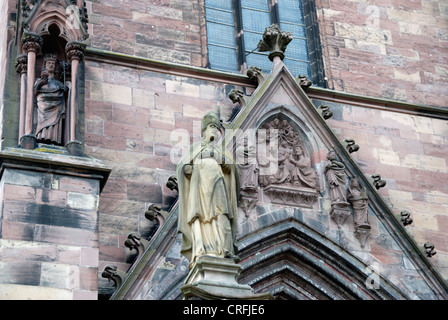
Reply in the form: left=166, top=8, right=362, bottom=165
left=325, top=150, right=350, bottom=228
left=177, top=111, right=240, bottom=268
left=34, top=54, right=69, bottom=145
left=257, top=117, right=319, bottom=207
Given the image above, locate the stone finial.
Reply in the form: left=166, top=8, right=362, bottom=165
left=257, top=24, right=293, bottom=61
left=400, top=210, right=413, bottom=226
left=371, top=174, right=386, bottom=189
left=343, top=138, right=360, bottom=153
left=228, top=89, right=248, bottom=107
left=318, top=105, right=333, bottom=120
left=423, top=242, right=436, bottom=258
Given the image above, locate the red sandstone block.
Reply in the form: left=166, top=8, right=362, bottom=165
left=34, top=225, right=99, bottom=248
left=78, top=266, right=98, bottom=291
left=81, top=248, right=99, bottom=268
left=58, top=247, right=81, bottom=265
left=35, top=189, right=67, bottom=206
left=92, top=3, right=132, bottom=20
left=126, top=181, right=162, bottom=202
left=58, top=176, right=99, bottom=195
left=103, top=120, right=144, bottom=140
left=99, top=245, right=126, bottom=262
left=85, top=133, right=127, bottom=151
left=2, top=184, right=36, bottom=202
left=112, top=104, right=136, bottom=125
left=155, top=92, right=183, bottom=113
left=85, top=99, right=113, bottom=121
left=0, top=220, right=35, bottom=241
left=100, top=178, right=127, bottom=200
left=73, top=290, right=97, bottom=300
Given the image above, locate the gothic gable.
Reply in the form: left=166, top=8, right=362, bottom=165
left=104, top=44, right=448, bottom=301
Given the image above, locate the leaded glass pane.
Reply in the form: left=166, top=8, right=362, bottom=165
left=246, top=52, right=272, bottom=74
left=206, top=8, right=234, bottom=25
left=241, top=8, right=270, bottom=33
left=284, top=38, right=309, bottom=62
left=208, top=45, right=239, bottom=72
left=279, top=22, right=306, bottom=39
left=278, top=0, right=304, bottom=25
left=206, top=22, right=236, bottom=47
left=205, top=0, right=233, bottom=11
left=241, top=0, right=269, bottom=11
left=284, top=58, right=311, bottom=78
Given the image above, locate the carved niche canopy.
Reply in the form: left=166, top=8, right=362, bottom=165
left=255, top=116, right=319, bottom=208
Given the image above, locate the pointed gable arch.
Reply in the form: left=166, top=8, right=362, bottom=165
left=238, top=216, right=407, bottom=300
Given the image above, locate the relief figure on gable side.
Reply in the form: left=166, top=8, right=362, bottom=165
left=347, top=178, right=370, bottom=228
left=290, top=145, right=318, bottom=189
left=34, top=54, right=69, bottom=145
left=325, top=150, right=347, bottom=203
left=236, top=136, right=259, bottom=192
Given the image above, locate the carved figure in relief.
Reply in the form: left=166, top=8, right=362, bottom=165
left=236, top=136, right=259, bottom=191
left=257, top=117, right=318, bottom=190
left=177, top=111, right=239, bottom=268
left=34, top=54, right=69, bottom=145
left=347, top=178, right=369, bottom=228
left=325, top=150, right=347, bottom=203
left=289, top=145, right=318, bottom=189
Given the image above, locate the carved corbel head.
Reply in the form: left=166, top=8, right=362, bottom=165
left=318, top=105, right=333, bottom=120
left=371, top=174, right=386, bottom=190
left=343, top=138, right=360, bottom=153
left=423, top=242, right=436, bottom=258
left=228, top=89, right=248, bottom=108
left=247, top=66, right=267, bottom=86
left=400, top=210, right=413, bottom=226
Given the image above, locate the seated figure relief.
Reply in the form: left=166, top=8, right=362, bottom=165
left=239, top=117, right=319, bottom=209
left=257, top=118, right=318, bottom=191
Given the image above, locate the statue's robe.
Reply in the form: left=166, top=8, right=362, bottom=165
left=34, top=77, right=68, bottom=144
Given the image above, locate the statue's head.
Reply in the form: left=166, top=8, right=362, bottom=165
left=201, top=111, right=222, bottom=143
left=42, top=54, right=58, bottom=71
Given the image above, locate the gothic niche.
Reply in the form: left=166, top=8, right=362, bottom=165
left=16, top=0, right=88, bottom=155
left=256, top=117, right=319, bottom=208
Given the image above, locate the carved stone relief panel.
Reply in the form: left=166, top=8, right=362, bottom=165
left=254, top=116, right=319, bottom=208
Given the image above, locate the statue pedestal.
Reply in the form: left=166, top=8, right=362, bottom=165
left=181, top=256, right=272, bottom=300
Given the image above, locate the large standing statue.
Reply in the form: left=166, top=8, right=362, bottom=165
left=177, top=111, right=240, bottom=268
left=34, top=54, right=68, bottom=145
